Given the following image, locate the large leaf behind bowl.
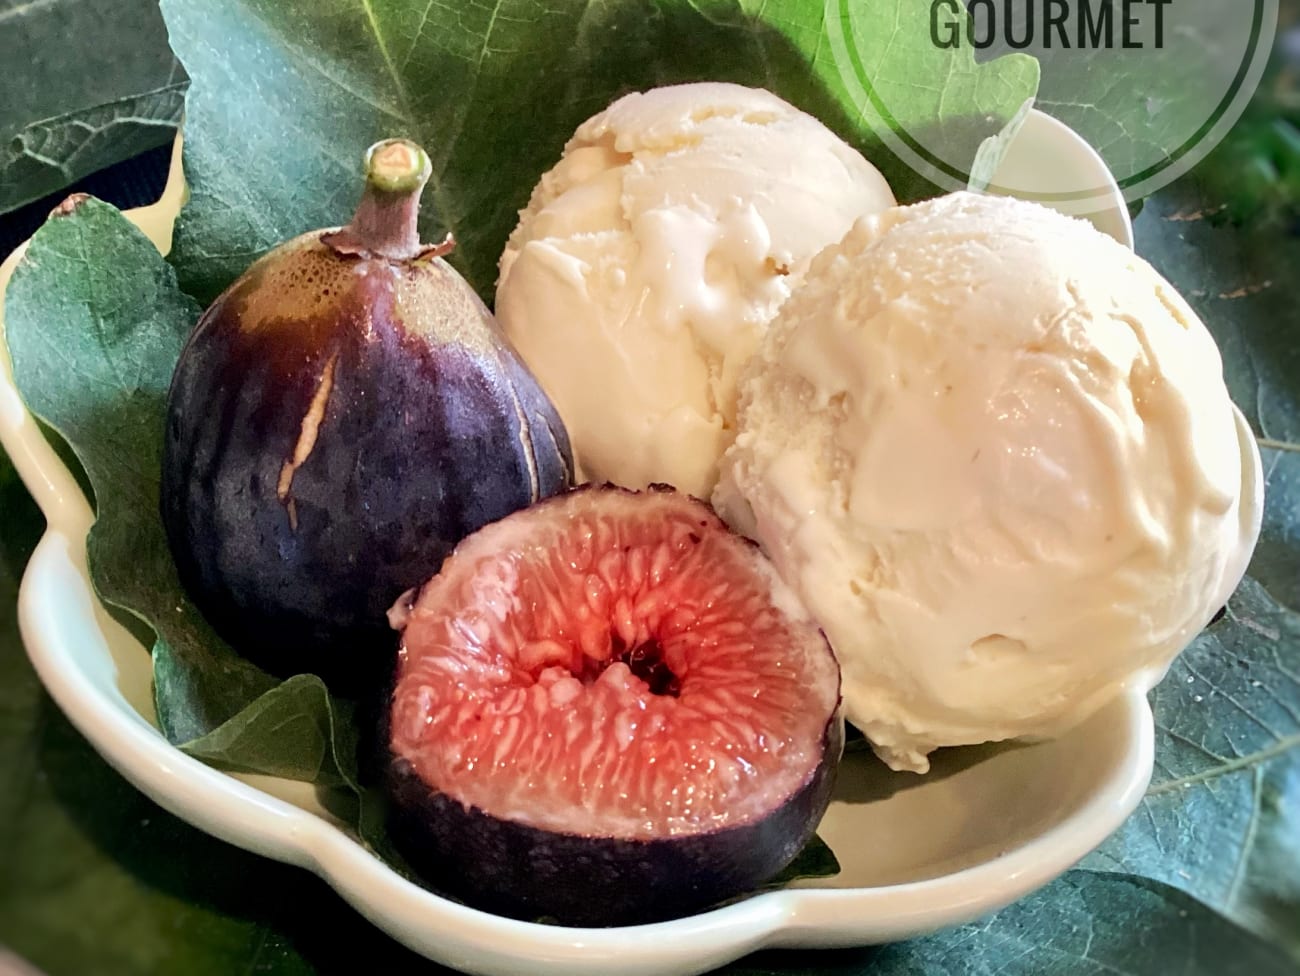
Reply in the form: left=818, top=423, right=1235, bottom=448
left=159, top=0, right=1039, bottom=306
left=0, top=0, right=186, bottom=215
left=1079, top=180, right=1300, bottom=957
left=1085, top=578, right=1300, bottom=958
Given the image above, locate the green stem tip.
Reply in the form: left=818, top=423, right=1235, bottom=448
left=365, top=139, right=432, bottom=195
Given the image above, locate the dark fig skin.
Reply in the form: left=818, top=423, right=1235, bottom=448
left=384, top=717, right=843, bottom=926
left=162, top=142, right=572, bottom=688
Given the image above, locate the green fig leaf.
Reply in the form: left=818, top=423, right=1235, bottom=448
left=3, top=196, right=281, bottom=741
left=159, top=0, right=1038, bottom=305
left=176, top=675, right=360, bottom=789
left=4, top=193, right=365, bottom=804
left=722, top=872, right=1299, bottom=976
left=1076, top=180, right=1300, bottom=958
left=0, top=0, right=186, bottom=215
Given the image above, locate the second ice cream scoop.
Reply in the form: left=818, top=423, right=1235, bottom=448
left=716, top=191, right=1262, bottom=773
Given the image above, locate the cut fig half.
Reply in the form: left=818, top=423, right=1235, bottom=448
left=385, top=484, right=842, bottom=926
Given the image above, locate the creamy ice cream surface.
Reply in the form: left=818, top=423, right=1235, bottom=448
left=715, top=191, right=1261, bottom=773
left=496, top=82, right=895, bottom=499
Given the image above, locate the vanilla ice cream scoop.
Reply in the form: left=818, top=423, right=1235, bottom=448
left=496, top=82, right=895, bottom=498
left=715, top=191, right=1263, bottom=773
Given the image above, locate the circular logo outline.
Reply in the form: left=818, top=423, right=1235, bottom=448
left=826, top=0, right=1280, bottom=207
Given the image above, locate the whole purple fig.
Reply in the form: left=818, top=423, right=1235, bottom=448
left=162, top=139, right=573, bottom=687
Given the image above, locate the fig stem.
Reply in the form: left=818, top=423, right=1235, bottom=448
left=323, top=138, right=452, bottom=261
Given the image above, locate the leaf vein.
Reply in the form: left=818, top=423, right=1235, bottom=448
left=1225, top=765, right=1264, bottom=909
left=358, top=0, right=415, bottom=126
left=1149, top=734, right=1300, bottom=794
left=1258, top=437, right=1300, bottom=454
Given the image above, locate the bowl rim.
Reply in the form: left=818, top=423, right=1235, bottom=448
left=0, top=115, right=1159, bottom=975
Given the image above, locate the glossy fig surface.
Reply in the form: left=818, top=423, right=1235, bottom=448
left=162, top=140, right=573, bottom=685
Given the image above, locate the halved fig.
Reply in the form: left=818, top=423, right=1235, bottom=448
left=385, top=485, right=842, bottom=926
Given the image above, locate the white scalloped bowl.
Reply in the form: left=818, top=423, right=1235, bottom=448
left=0, top=113, right=1253, bottom=976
